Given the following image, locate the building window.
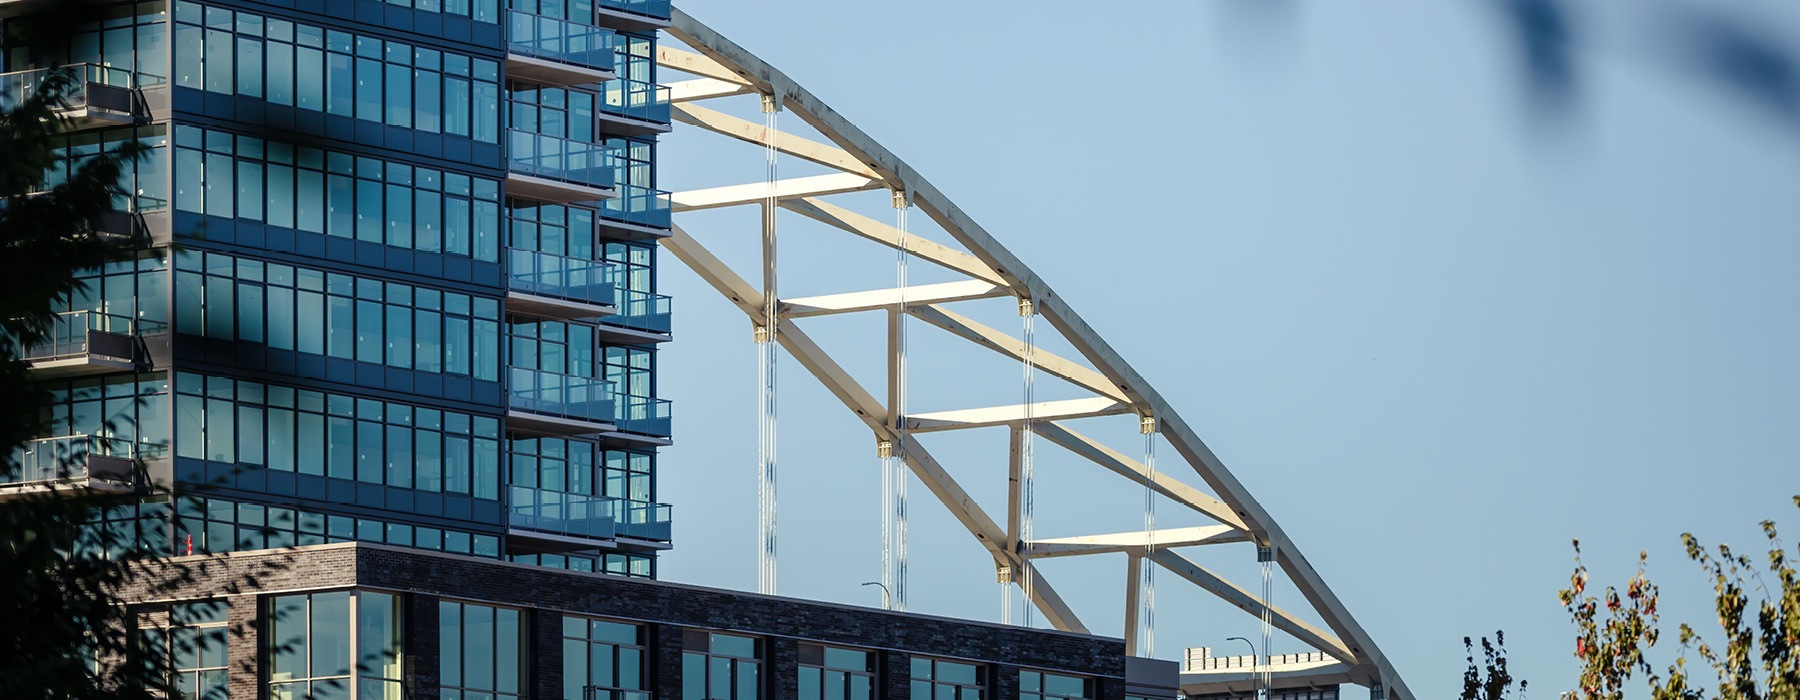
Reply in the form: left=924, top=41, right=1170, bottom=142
left=1020, top=670, right=1091, bottom=700
left=682, top=631, right=761, bottom=700
left=798, top=644, right=874, bottom=700
left=440, top=601, right=525, bottom=700
left=912, top=657, right=985, bottom=700
left=140, top=602, right=229, bottom=700
left=171, top=372, right=503, bottom=500
left=266, top=590, right=403, bottom=700
left=172, top=3, right=501, bottom=141
left=173, top=495, right=500, bottom=557
left=562, top=616, right=648, bottom=700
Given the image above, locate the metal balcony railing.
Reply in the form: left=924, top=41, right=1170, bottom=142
left=509, top=248, right=618, bottom=307
left=508, top=129, right=619, bottom=191
left=0, top=63, right=149, bottom=120
left=616, top=498, right=672, bottom=541
left=604, top=289, right=671, bottom=334
left=599, top=79, right=670, bottom=124
left=4, top=435, right=136, bottom=486
left=612, top=395, right=671, bottom=438
left=598, top=184, right=672, bottom=230
left=597, top=0, right=671, bottom=20
left=509, top=367, right=616, bottom=425
left=507, top=10, right=619, bottom=73
left=20, top=310, right=157, bottom=364
left=508, top=485, right=617, bottom=540
left=507, top=486, right=671, bottom=543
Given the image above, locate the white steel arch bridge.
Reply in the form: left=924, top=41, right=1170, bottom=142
left=653, top=10, right=1413, bottom=700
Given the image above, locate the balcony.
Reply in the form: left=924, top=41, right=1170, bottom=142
left=507, top=129, right=619, bottom=203
left=507, top=10, right=618, bottom=86
left=612, top=395, right=671, bottom=439
left=597, top=184, right=673, bottom=237
left=506, top=485, right=672, bottom=550
left=0, top=63, right=148, bottom=129
left=508, top=248, right=618, bottom=319
left=1, top=435, right=139, bottom=499
left=596, top=0, right=672, bottom=31
left=616, top=499, right=672, bottom=542
left=21, top=310, right=157, bottom=377
left=597, top=79, right=671, bottom=136
left=508, top=485, right=617, bottom=541
left=598, top=289, right=671, bottom=338
left=508, top=367, right=617, bottom=435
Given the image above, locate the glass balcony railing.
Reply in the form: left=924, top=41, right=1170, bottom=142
left=507, top=10, right=619, bottom=72
left=613, top=395, right=671, bottom=438
left=599, top=79, right=670, bottom=124
left=0, top=63, right=149, bottom=115
left=605, top=289, right=671, bottom=334
left=509, top=248, right=618, bottom=306
left=598, top=184, right=672, bottom=229
left=20, top=310, right=160, bottom=364
left=509, top=129, right=619, bottom=191
left=506, top=485, right=671, bottom=543
left=4, top=435, right=136, bottom=486
left=509, top=367, right=616, bottom=424
left=597, top=0, right=671, bottom=20
left=617, top=499, right=672, bottom=541
left=508, top=485, right=616, bottom=540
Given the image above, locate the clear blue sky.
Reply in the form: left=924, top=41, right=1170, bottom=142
left=652, top=1, right=1800, bottom=698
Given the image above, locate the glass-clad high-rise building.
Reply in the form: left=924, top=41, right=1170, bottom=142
left=4, top=0, right=677, bottom=577
left=1, top=2, right=1184, bottom=698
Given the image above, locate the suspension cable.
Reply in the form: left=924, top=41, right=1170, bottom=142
left=1141, top=415, right=1158, bottom=657
left=756, top=93, right=780, bottom=596
left=1019, top=296, right=1037, bottom=627
left=893, top=189, right=910, bottom=611
left=1260, top=543, right=1276, bottom=700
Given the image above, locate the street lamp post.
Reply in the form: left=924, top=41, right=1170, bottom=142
left=860, top=581, right=892, bottom=610
left=1225, top=636, right=1260, bottom=700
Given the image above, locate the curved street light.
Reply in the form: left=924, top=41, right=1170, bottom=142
left=1225, top=636, right=1260, bottom=700
left=860, top=581, right=892, bottom=610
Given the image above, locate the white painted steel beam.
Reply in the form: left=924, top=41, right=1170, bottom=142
left=908, top=304, right=1128, bottom=404
left=781, top=198, right=1007, bottom=285
left=655, top=46, right=751, bottom=85
left=666, top=77, right=753, bottom=103
left=1031, top=421, right=1249, bottom=531
left=671, top=173, right=879, bottom=211
left=1150, top=549, right=1356, bottom=664
left=1028, top=525, right=1246, bottom=558
left=782, top=280, right=1005, bottom=318
left=672, top=103, right=879, bottom=178
left=904, top=397, right=1130, bottom=433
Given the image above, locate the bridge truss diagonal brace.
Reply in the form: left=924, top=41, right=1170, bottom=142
left=667, top=13, right=1413, bottom=698
left=780, top=198, right=1007, bottom=286
left=1148, top=549, right=1357, bottom=666
left=661, top=224, right=1088, bottom=635
left=909, top=304, right=1128, bottom=404
left=1030, top=421, right=1248, bottom=531
left=671, top=102, right=880, bottom=179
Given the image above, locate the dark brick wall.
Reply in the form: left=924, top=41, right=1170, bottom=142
left=121, top=543, right=1129, bottom=699
left=407, top=592, right=442, bottom=700
left=530, top=607, right=564, bottom=700
left=226, top=594, right=259, bottom=700
left=650, top=622, right=686, bottom=700
left=879, top=650, right=911, bottom=700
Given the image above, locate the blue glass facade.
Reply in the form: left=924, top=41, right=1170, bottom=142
left=7, top=0, right=674, bottom=576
